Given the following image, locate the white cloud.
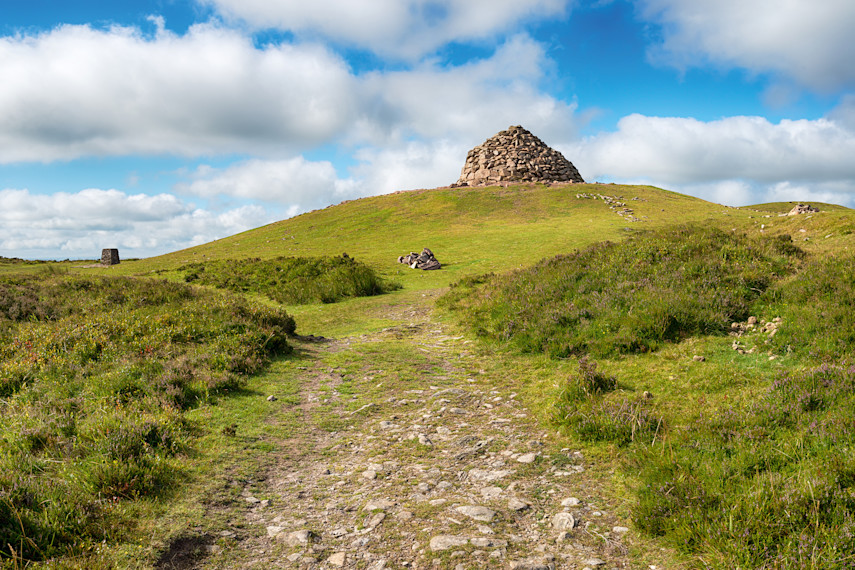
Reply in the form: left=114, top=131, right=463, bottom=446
left=562, top=113, right=855, bottom=208
left=202, top=0, right=570, bottom=59
left=639, top=0, right=855, bottom=91
left=569, top=114, right=855, bottom=185
left=0, top=188, right=276, bottom=259
left=0, top=23, right=356, bottom=163
left=0, top=25, right=579, bottom=166
left=176, top=157, right=357, bottom=208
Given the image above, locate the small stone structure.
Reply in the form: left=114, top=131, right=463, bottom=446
left=787, top=204, right=819, bottom=215
left=101, top=249, right=120, bottom=265
left=397, top=248, right=441, bottom=270
left=452, top=125, right=584, bottom=187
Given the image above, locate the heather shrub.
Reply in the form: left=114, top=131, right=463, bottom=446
left=0, top=275, right=295, bottom=562
left=179, top=254, right=400, bottom=305
left=634, top=364, right=855, bottom=567
left=763, top=252, right=855, bottom=361
left=441, top=226, right=802, bottom=358
left=553, top=358, right=662, bottom=446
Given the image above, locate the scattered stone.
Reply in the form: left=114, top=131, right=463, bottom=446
left=517, top=452, right=538, bottom=464
left=397, top=248, right=442, bottom=270
left=266, top=525, right=284, bottom=537
left=560, top=497, right=581, bottom=507
left=418, top=434, right=433, bottom=446
left=508, top=498, right=530, bottom=511
left=363, top=469, right=377, bottom=480
left=364, top=499, right=396, bottom=511
left=583, top=558, right=607, bottom=567
left=551, top=512, right=577, bottom=531
left=455, top=505, right=496, bottom=522
left=266, top=395, right=278, bottom=401
left=612, top=526, right=629, bottom=534
left=429, top=535, right=469, bottom=551
left=470, top=537, right=508, bottom=548
left=509, top=558, right=553, bottom=570
left=365, top=512, right=386, bottom=529
left=327, top=552, right=346, bottom=567
left=787, top=203, right=819, bottom=215
left=276, top=529, right=317, bottom=547
left=480, top=486, right=503, bottom=499
left=245, top=496, right=261, bottom=504
left=692, top=355, right=705, bottom=362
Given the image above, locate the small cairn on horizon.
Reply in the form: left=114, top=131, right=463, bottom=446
left=451, top=125, right=584, bottom=187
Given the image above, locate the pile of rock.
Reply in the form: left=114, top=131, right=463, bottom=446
left=398, top=248, right=441, bottom=270
left=730, top=316, right=782, bottom=355
left=452, top=125, right=584, bottom=187
left=787, top=204, right=819, bottom=215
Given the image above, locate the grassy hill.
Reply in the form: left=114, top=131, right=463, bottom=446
left=2, top=183, right=854, bottom=568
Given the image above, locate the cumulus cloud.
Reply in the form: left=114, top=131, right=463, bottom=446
left=563, top=113, right=855, bottom=207
left=638, top=0, right=855, bottom=91
left=0, top=23, right=356, bottom=163
left=176, top=157, right=357, bottom=209
left=202, top=0, right=570, bottom=59
left=0, top=188, right=275, bottom=259
left=569, top=114, right=855, bottom=184
left=0, top=25, right=578, bottom=165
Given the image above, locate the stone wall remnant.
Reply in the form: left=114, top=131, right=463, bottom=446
left=398, top=248, right=441, bottom=270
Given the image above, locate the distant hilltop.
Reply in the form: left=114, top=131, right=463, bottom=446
left=453, top=125, right=584, bottom=187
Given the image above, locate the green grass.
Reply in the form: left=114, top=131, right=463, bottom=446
left=3, top=183, right=853, bottom=568
left=440, top=217, right=855, bottom=568
left=0, top=275, right=294, bottom=564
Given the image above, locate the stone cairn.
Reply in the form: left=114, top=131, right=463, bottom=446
left=787, top=204, right=819, bottom=215
left=397, top=248, right=441, bottom=271
left=452, top=125, right=584, bottom=187
left=100, top=248, right=120, bottom=265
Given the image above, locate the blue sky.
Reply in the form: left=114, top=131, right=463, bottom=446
left=2, top=0, right=854, bottom=259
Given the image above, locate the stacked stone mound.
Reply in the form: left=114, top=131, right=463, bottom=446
left=397, top=248, right=441, bottom=270
left=787, top=204, right=819, bottom=215
left=453, top=125, right=584, bottom=187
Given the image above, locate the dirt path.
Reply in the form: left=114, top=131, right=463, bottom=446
left=198, top=303, right=640, bottom=570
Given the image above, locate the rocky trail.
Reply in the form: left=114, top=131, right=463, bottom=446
left=172, top=302, right=643, bottom=570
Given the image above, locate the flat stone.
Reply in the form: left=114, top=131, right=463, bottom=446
left=266, top=525, right=284, bottom=537
left=480, top=486, right=503, bottom=499
left=551, top=512, right=576, bottom=530
left=584, top=558, right=607, bottom=567
left=468, top=469, right=512, bottom=482
left=517, top=452, right=538, bottom=464
left=364, top=499, right=395, bottom=511
left=612, top=526, right=629, bottom=534
left=469, top=537, right=508, bottom=548
left=363, top=469, right=377, bottom=480
left=455, top=505, right=496, bottom=522
left=366, top=512, right=386, bottom=529
left=560, top=497, right=580, bottom=507
left=327, top=552, right=346, bottom=567
left=276, top=529, right=317, bottom=547
left=508, top=498, right=529, bottom=511
left=510, top=559, right=552, bottom=570
left=429, top=535, right=469, bottom=551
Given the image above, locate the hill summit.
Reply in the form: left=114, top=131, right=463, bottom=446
left=453, top=125, right=584, bottom=187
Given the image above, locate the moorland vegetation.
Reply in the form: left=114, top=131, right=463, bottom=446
left=2, top=183, right=854, bottom=568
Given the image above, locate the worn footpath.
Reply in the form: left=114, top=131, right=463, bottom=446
left=196, top=302, right=640, bottom=570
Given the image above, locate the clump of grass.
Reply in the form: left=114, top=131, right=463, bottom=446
left=178, top=254, right=400, bottom=305
left=553, top=358, right=662, bottom=446
left=0, top=275, right=295, bottom=563
left=441, top=226, right=803, bottom=358
left=634, top=363, right=855, bottom=567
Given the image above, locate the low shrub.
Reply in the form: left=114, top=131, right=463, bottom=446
left=441, top=226, right=803, bottom=358
left=178, top=254, right=400, bottom=305
left=0, top=275, right=295, bottom=563
left=553, top=358, right=662, bottom=446
left=634, top=363, right=855, bottom=567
